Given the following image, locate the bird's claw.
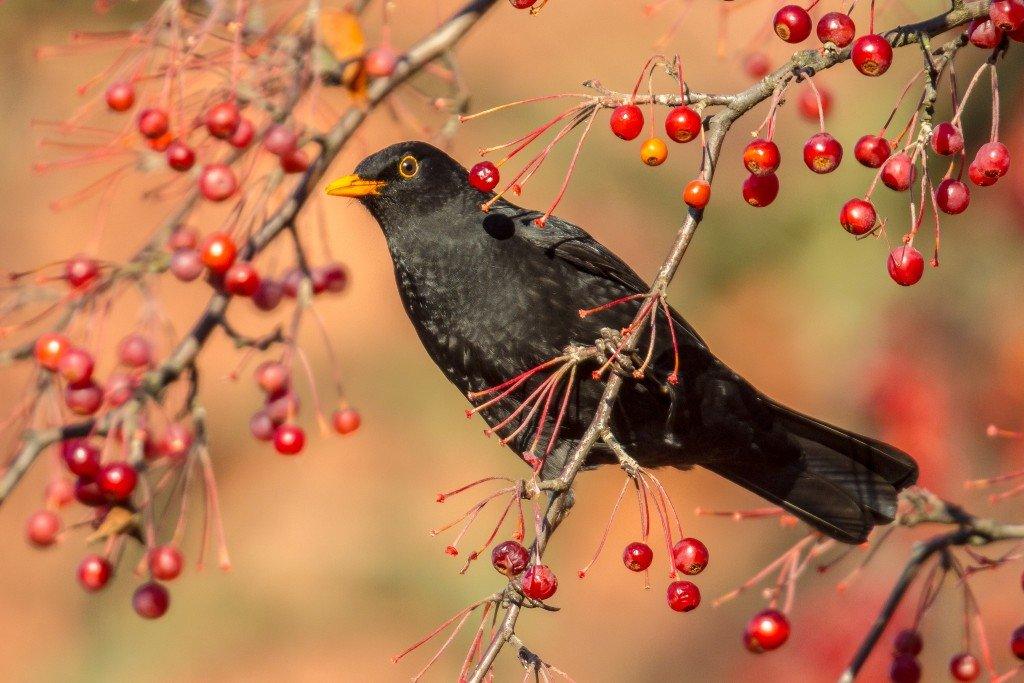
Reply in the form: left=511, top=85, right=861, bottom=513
left=595, top=327, right=640, bottom=378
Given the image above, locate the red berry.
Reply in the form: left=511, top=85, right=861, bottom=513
left=930, top=122, right=964, bottom=156
left=622, top=542, right=653, bottom=572
left=803, top=132, right=843, bottom=173
left=839, top=198, right=877, bottom=235
left=743, top=609, right=791, bottom=653
left=65, top=380, right=103, bottom=415
left=158, top=424, right=193, bottom=459
left=224, top=262, right=261, bottom=296
left=364, top=46, right=399, bottom=78
left=77, top=554, right=113, bottom=592
left=640, top=137, right=668, bottom=166
left=744, top=52, right=771, bottom=79
left=317, top=263, right=348, bottom=293
left=255, top=361, right=290, bottom=395
left=105, top=81, right=135, bottom=112
left=137, top=107, right=169, bottom=139
left=743, top=139, right=781, bottom=176
left=817, top=12, right=855, bottom=47
left=148, top=545, right=184, bottom=581
left=609, top=105, right=644, bottom=141
left=798, top=86, right=832, bottom=122
left=521, top=564, right=558, bottom=600
left=250, top=411, right=276, bottom=441
left=742, top=173, right=779, bottom=207
left=35, top=332, right=71, bottom=371
left=509, top=0, right=537, bottom=8
left=969, top=18, right=1005, bottom=48
left=887, top=246, right=925, bottom=286
left=198, top=163, right=238, bottom=202
left=205, top=101, right=241, bottom=139
left=26, top=510, right=61, bottom=547
left=469, top=161, right=500, bottom=192
left=890, top=654, right=921, bottom=683
left=950, top=652, right=980, bottom=682
left=200, top=232, right=237, bottom=273
left=263, top=125, right=298, bottom=156
left=969, top=161, right=998, bottom=187
left=58, top=347, right=95, bottom=384
left=280, top=148, right=310, bottom=174
left=65, top=254, right=100, bottom=289
left=166, top=141, right=196, bottom=172
left=664, top=106, right=701, bottom=143
left=168, top=228, right=198, bottom=251
left=118, top=333, right=153, bottom=367
left=265, top=391, right=300, bottom=423
left=851, top=34, right=893, bottom=76
left=97, top=462, right=138, bottom=501
left=683, top=179, right=711, bottom=209
left=935, top=178, right=970, bottom=215
left=273, top=424, right=305, bottom=455
left=491, top=540, right=530, bottom=576
left=666, top=580, right=701, bottom=612
left=855, top=134, right=892, bottom=168
left=882, top=153, right=916, bottom=191
left=133, top=581, right=170, bottom=619
left=170, top=248, right=204, bottom=281
left=1012, top=624, right=1024, bottom=660
left=74, top=477, right=106, bottom=506
left=672, top=537, right=709, bottom=575
left=773, top=5, right=812, bottom=43
left=974, top=141, right=1010, bottom=179
left=229, top=117, right=255, bottom=148
left=332, top=407, right=361, bottom=435
left=147, top=132, right=173, bottom=153
left=893, top=629, right=923, bottom=655
left=991, top=0, right=1024, bottom=31
left=253, top=279, right=284, bottom=311
left=45, top=478, right=75, bottom=508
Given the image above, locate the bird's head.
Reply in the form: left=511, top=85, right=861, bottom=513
left=325, top=141, right=478, bottom=226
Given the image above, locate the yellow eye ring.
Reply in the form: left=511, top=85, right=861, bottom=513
left=398, top=155, right=419, bottom=179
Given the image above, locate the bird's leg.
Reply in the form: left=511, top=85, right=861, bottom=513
left=592, top=327, right=642, bottom=380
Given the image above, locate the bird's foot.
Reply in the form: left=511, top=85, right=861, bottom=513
left=593, top=327, right=641, bottom=380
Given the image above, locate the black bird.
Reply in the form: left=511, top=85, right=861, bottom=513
left=326, top=141, right=918, bottom=544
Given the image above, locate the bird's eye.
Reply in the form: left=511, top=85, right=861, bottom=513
left=398, top=155, right=419, bottom=179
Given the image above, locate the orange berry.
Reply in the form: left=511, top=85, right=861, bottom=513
left=683, top=179, right=711, bottom=209
left=640, top=137, right=668, bottom=166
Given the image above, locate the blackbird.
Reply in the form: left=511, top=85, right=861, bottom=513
left=326, top=141, right=917, bottom=544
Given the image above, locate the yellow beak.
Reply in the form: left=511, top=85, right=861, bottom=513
left=324, top=174, right=387, bottom=197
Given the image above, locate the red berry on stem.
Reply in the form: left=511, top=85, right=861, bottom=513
left=45, top=478, right=75, bottom=508
left=666, top=580, right=701, bottom=612
left=510, top=0, right=537, bottom=8
left=65, top=254, right=100, bottom=289
left=263, top=125, right=298, bottom=156
left=58, top=347, right=95, bottom=384
left=798, top=86, right=832, bottom=122
left=332, top=407, right=361, bottom=435
left=744, top=52, right=771, bottom=79
left=137, top=108, right=169, bottom=139
left=521, top=564, right=558, bottom=600
left=491, top=540, right=529, bottom=577
left=991, top=0, right=1024, bottom=32
left=743, top=609, right=790, bottom=653
left=166, top=141, right=196, bottom=172
left=893, top=629, right=923, bottom=655
left=26, top=510, right=61, bottom=547
left=35, top=332, right=71, bottom=371
left=974, top=141, right=1010, bottom=179
left=887, top=246, right=924, bottom=286
left=742, top=173, right=779, bottom=207
left=640, top=138, right=668, bottom=166
left=851, top=34, right=893, bottom=76
left=890, top=654, right=922, bottom=683
left=969, top=161, right=997, bottom=187
left=950, top=652, right=981, bottom=682
left=364, top=46, right=399, bottom=78
left=158, top=424, right=193, bottom=459
left=229, top=117, right=255, bottom=148
left=609, top=105, right=644, bottom=141
left=664, top=106, right=701, bottom=143
left=148, top=545, right=184, bottom=581
left=803, top=132, right=843, bottom=174
left=930, top=122, right=964, bottom=156
left=280, top=148, right=310, bottom=174
left=97, top=462, right=138, bottom=501
left=224, top=262, right=261, bottom=296
left=255, top=361, right=289, bottom=395
left=1012, top=624, right=1024, bottom=660
left=205, top=101, right=241, bottom=139
left=882, top=153, right=916, bottom=191
left=170, top=248, right=204, bottom=282
left=969, top=18, right=1005, bottom=48
left=683, top=179, right=711, bottom=209
left=105, top=81, right=135, bottom=112
left=935, top=178, right=970, bottom=215
left=133, top=582, right=170, bottom=619
left=118, top=333, right=153, bottom=367
left=672, top=537, right=710, bottom=575
left=200, top=232, right=237, bottom=274
left=817, top=12, right=856, bottom=47
left=273, top=424, right=305, bottom=455
left=254, top=279, right=284, bottom=310
left=855, top=134, right=892, bottom=168
left=622, top=542, right=653, bottom=572
left=74, top=477, right=106, bottom=506
left=198, top=164, right=238, bottom=202
left=65, top=380, right=104, bottom=416
left=773, top=5, right=812, bottom=43
left=743, top=139, right=781, bottom=176
left=469, top=161, right=500, bottom=192
left=839, top=198, right=878, bottom=235
left=77, top=554, right=113, bottom=592
left=250, top=411, right=276, bottom=441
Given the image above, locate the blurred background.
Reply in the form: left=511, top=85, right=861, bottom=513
left=0, top=1, right=1022, bottom=681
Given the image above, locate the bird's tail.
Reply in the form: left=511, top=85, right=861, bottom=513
left=701, top=401, right=918, bottom=544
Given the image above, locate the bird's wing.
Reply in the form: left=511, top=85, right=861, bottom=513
left=501, top=206, right=707, bottom=349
